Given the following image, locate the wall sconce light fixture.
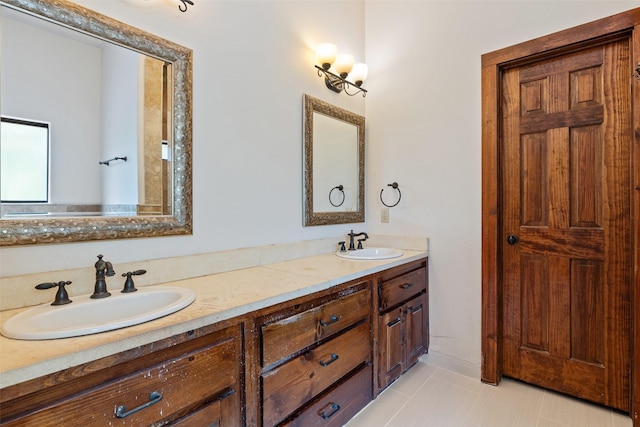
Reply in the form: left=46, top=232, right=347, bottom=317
left=178, top=0, right=193, bottom=12
left=315, top=43, right=368, bottom=97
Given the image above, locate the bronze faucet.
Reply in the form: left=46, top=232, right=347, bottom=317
left=91, top=254, right=115, bottom=299
left=347, top=230, right=369, bottom=250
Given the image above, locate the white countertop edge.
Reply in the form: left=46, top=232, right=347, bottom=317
left=0, top=251, right=427, bottom=389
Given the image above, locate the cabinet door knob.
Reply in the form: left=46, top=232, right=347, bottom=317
left=507, top=234, right=519, bottom=245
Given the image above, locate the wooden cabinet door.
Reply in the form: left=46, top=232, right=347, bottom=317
left=501, top=41, right=632, bottom=410
left=405, top=293, right=428, bottom=369
left=378, top=306, right=405, bottom=390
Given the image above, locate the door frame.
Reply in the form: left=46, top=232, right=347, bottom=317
left=481, top=7, right=640, bottom=423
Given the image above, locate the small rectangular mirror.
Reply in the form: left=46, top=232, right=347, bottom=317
left=303, top=94, right=364, bottom=226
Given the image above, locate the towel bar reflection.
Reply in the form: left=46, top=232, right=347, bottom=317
left=380, top=182, right=401, bottom=208
left=99, top=156, right=127, bottom=166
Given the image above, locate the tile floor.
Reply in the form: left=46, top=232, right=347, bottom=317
left=345, top=361, right=632, bottom=427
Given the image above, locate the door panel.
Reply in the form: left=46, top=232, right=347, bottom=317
left=501, top=41, right=631, bottom=411
left=406, top=293, right=428, bottom=367
left=520, top=254, right=549, bottom=352
left=378, top=307, right=404, bottom=390
left=570, top=259, right=604, bottom=365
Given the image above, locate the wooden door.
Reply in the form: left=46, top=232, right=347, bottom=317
left=500, top=41, right=632, bottom=410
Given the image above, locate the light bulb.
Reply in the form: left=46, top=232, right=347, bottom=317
left=348, top=63, right=368, bottom=86
left=315, top=43, right=337, bottom=70
left=333, top=54, right=354, bottom=78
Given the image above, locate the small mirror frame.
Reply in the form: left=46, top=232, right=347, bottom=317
left=303, top=94, right=365, bottom=226
left=0, top=0, right=193, bottom=246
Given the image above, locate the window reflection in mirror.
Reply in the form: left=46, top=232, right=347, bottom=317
left=0, top=117, right=49, bottom=203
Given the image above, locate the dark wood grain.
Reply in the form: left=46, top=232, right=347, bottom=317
left=262, top=322, right=370, bottom=427
left=484, top=22, right=633, bottom=414
left=1, top=324, right=243, bottom=426
left=262, top=288, right=371, bottom=367
left=376, top=262, right=429, bottom=393
left=280, top=365, right=372, bottom=427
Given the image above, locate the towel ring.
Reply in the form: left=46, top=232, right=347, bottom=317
left=329, top=185, right=345, bottom=207
left=380, top=182, right=401, bottom=208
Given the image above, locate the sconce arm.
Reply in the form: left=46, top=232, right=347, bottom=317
left=315, top=66, right=367, bottom=97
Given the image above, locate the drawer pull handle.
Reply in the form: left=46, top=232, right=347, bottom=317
left=319, top=314, right=340, bottom=327
left=319, top=402, right=341, bottom=419
left=388, top=317, right=401, bottom=327
left=400, top=282, right=414, bottom=290
left=319, top=353, right=339, bottom=366
left=115, top=391, right=163, bottom=418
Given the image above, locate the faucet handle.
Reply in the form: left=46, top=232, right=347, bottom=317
left=36, top=281, right=72, bottom=306
left=338, top=241, right=346, bottom=252
left=357, top=239, right=366, bottom=250
left=121, top=270, right=147, bottom=293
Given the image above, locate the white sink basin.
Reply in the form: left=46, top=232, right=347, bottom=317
left=1, top=286, right=195, bottom=340
left=336, top=247, right=403, bottom=260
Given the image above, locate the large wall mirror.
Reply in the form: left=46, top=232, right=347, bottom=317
left=0, top=0, right=193, bottom=246
left=303, top=94, right=364, bottom=226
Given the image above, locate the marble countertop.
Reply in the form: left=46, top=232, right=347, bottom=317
left=0, top=250, right=427, bottom=389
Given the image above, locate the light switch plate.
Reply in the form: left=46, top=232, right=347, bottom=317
left=381, top=207, right=389, bottom=223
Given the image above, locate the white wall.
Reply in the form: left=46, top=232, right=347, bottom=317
left=365, top=0, right=638, bottom=375
left=312, top=113, right=359, bottom=212
left=101, top=44, right=139, bottom=205
left=1, top=13, right=102, bottom=204
left=0, top=0, right=365, bottom=276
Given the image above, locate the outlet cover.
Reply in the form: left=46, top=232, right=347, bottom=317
left=381, top=207, right=389, bottom=223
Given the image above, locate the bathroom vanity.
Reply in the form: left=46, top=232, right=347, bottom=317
left=0, top=323, right=243, bottom=426
left=0, top=253, right=428, bottom=426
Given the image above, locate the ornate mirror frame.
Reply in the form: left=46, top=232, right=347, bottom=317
left=0, top=0, right=193, bottom=246
left=303, top=94, right=365, bottom=226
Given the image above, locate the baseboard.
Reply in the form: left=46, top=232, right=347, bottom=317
left=419, top=350, right=481, bottom=379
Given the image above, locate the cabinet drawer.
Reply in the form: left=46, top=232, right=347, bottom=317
left=281, top=365, right=372, bottom=427
left=4, top=335, right=239, bottom=426
left=262, top=321, right=370, bottom=427
left=172, top=399, right=221, bottom=426
left=262, top=287, right=371, bottom=366
left=379, top=267, right=426, bottom=311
